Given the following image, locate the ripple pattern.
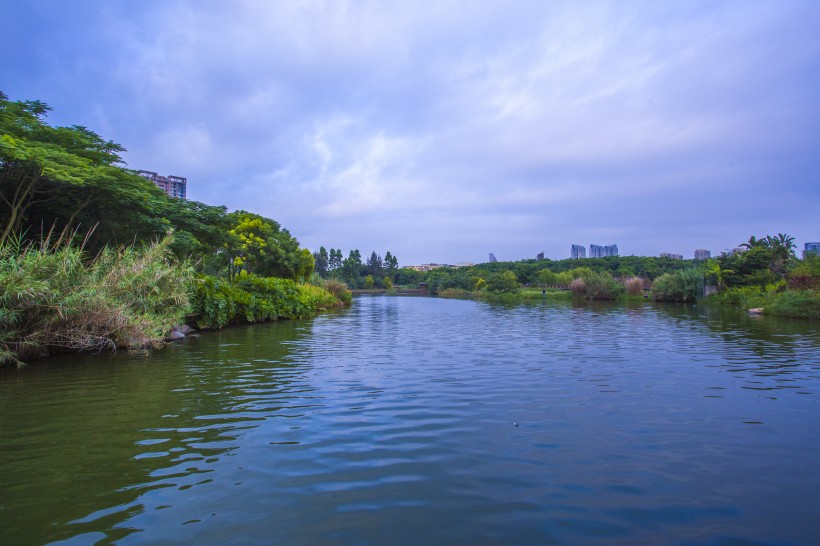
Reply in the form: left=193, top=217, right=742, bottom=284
left=1, top=296, right=819, bottom=545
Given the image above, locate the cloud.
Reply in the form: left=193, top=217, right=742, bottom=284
left=4, top=0, right=820, bottom=263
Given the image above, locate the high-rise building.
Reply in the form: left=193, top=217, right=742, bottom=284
left=660, top=253, right=683, bottom=260
left=589, top=244, right=603, bottom=258
left=806, top=242, right=820, bottom=255
left=694, top=249, right=711, bottom=260
left=536, top=252, right=545, bottom=260
left=589, top=244, right=618, bottom=258
left=138, top=170, right=187, bottom=199
left=604, top=244, right=618, bottom=257
left=571, top=244, right=586, bottom=259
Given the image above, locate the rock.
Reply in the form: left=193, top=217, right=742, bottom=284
left=166, top=330, right=186, bottom=341
left=178, top=324, right=195, bottom=335
left=748, top=308, right=765, bottom=315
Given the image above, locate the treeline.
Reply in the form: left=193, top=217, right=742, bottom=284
left=311, top=247, right=404, bottom=289
left=0, top=92, right=346, bottom=365
left=417, top=234, right=819, bottom=319
left=419, top=254, right=698, bottom=294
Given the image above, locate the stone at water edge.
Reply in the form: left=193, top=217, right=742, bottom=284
left=178, top=324, right=195, bottom=335
left=166, top=330, right=186, bottom=341
left=748, top=308, right=765, bottom=315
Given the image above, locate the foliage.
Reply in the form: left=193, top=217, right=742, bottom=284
left=624, top=277, right=645, bottom=296
left=190, top=274, right=344, bottom=330
left=765, top=290, right=820, bottom=320
left=651, top=269, right=704, bottom=302
left=0, top=232, right=192, bottom=366
left=574, top=272, right=625, bottom=300
left=485, top=270, right=519, bottom=293
left=569, top=278, right=586, bottom=296
left=715, top=286, right=764, bottom=307
left=318, top=278, right=353, bottom=305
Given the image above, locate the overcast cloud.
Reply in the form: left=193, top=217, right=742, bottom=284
left=3, top=0, right=818, bottom=264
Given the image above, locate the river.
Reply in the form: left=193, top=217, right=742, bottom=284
left=1, top=295, right=819, bottom=545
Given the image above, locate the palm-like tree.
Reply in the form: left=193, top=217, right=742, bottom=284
left=740, top=235, right=769, bottom=250
left=704, top=258, right=732, bottom=291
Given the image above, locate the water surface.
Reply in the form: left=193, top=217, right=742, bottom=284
left=1, top=296, right=819, bottom=545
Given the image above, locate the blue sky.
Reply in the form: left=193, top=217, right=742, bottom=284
left=3, top=0, right=818, bottom=265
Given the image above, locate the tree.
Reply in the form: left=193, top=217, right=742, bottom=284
left=313, top=246, right=329, bottom=277
left=486, top=270, right=519, bottom=293
left=366, top=251, right=383, bottom=279
left=342, top=249, right=362, bottom=285
left=703, top=259, right=732, bottom=291
left=384, top=251, right=398, bottom=280
left=0, top=94, right=128, bottom=245
left=224, top=213, right=274, bottom=278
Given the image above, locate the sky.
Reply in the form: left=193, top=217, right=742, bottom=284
left=3, top=0, right=819, bottom=265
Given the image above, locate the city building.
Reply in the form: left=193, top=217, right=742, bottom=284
left=138, top=170, right=187, bottom=199
left=536, top=252, right=545, bottom=260
left=604, top=244, right=618, bottom=257
left=660, top=253, right=684, bottom=260
left=805, top=242, right=820, bottom=255
left=571, top=244, right=586, bottom=259
left=694, top=249, right=711, bottom=260
left=589, top=244, right=618, bottom=258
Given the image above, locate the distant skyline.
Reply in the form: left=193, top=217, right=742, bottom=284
left=3, top=1, right=818, bottom=265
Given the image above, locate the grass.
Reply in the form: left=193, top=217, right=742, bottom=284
left=0, top=231, right=192, bottom=366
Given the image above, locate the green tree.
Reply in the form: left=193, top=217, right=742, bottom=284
left=313, top=246, right=329, bottom=277
left=367, top=251, right=383, bottom=279
left=384, top=251, right=398, bottom=280
left=486, top=270, right=519, bottom=293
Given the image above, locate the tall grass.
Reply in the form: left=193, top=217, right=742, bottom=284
left=0, top=232, right=192, bottom=366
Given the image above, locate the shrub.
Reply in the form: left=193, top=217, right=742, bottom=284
left=569, top=278, right=586, bottom=296
left=651, top=269, right=704, bottom=302
left=766, top=290, right=820, bottom=320
left=624, top=276, right=645, bottom=296
left=584, top=272, right=625, bottom=300
left=321, top=278, right=353, bottom=305
left=190, top=274, right=347, bottom=330
left=719, top=286, right=764, bottom=307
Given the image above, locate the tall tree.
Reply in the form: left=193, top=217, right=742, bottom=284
left=367, top=251, right=383, bottom=279
left=313, top=246, right=329, bottom=277
left=384, top=251, right=398, bottom=280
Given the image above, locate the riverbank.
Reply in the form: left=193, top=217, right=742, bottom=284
left=0, top=237, right=350, bottom=367
left=434, top=285, right=819, bottom=319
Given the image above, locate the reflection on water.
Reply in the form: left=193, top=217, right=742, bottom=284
left=1, top=296, right=818, bottom=545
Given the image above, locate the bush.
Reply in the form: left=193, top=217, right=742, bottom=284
left=624, top=277, right=645, bottom=296
left=719, top=286, right=764, bottom=307
left=651, top=269, right=704, bottom=302
left=321, top=278, right=353, bottom=305
left=766, top=290, right=820, bottom=320
left=190, top=274, right=345, bottom=329
left=586, top=272, right=625, bottom=299
left=569, top=278, right=586, bottom=296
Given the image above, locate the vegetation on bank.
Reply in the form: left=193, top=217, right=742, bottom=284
left=0, top=233, right=191, bottom=366
left=0, top=92, right=347, bottom=366
left=416, top=234, right=818, bottom=320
